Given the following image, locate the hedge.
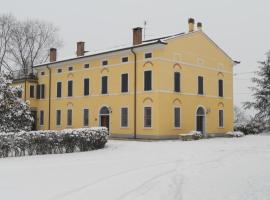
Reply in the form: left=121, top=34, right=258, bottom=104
left=0, top=127, right=108, bottom=158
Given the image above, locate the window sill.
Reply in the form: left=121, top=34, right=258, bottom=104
left=120, top=127, right=129, bottom=129
left=198, top=94, right=205, bottom=96
left=143, top=127, right=153, bottom=130
left=219, top=127, right=224, bottom=129
left=173, top=127, right=182, bottom=130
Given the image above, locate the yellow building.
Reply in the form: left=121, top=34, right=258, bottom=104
left=12, top=18, right=239, bottom=139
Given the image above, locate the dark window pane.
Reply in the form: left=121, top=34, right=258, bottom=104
left=198, top=76, right=204, bottom=95
left=57, top=82, right=62, bottom=98
left=68, top=81, right=73, bottom=97
left=219, top=110, right=224, bottom=127
left=122, top=57, right=128, bottom=63
left=36, top=85, right=40, bottom=99
left=219, top=79, right=223, bottom=97
left=83, top=109, right=89, bottom=126
left=56, top=110, right=61, bottom=126
left=68, top=66, right=73, bottom=71
left=40, top=111, right=44, bottom=125
left=67, top=109, right=72, bottom=126
left=174, top=107, right=181, bottom=127
left=121, top=73, right=128, bottom=93
left=41, top=84, right=45, bottom=99
left=102, top=76, right=108, bottom=94
left=30, top=85, right=35, bottom=98
left=144, top=71, right=152, bottom=91
left=84, top=64, right=89, bottom=68
left=84, top=78, right=90, bottom=96
left=121, top=108, right=128, bottom=127
left=41, top=72, right=45, bottom=75
left=57, top=69, right=62, bottom=73
left=102, top=60, right=108, bottom=66
left=174, top=72, right=181, bottom=92
left=144, top=107, right=152, bottom=127
left=145, top=53, right=152, bottom=59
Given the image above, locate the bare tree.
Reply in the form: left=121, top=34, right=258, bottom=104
left=7, top=19, right=62, bottom=74
left=0, top=14, right=15, bottom=72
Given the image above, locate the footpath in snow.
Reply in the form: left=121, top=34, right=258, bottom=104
left=0, top=134, right=270, bottom=200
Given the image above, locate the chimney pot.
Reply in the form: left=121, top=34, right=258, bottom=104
left=49, top=48, right=57, bottom=62
left=77, top=41, right=85, bottom=57
left=188, top=18, right=195, bottom=32
left=197, top=22, right=202, bottom=30
left=133, top=27, right=143, bottom=45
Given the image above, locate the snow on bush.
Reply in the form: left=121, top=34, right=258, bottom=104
left=0, top=127, right=108, bottom=158
left=181, top=131, right=203, bottom=141
left=226, top=131, right=244, bottom=137
left=0, top=73, right=33, bottom=132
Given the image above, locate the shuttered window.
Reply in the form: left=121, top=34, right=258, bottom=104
left=219, top=110, right=224, bottom=127
left=121, top=108, right=128, bottom=127
left=218, top=79, right=223, bottom=97
left=101, top=76, right=108, bottom=94
left=67, top=109, right=72, bottom=126
left=68, top=80, right=73, bottom=97
left=40, top=110, right=44, bottom=126
left=121, top=73, right=128, bottom=93
left=198, top=76, right=204, bottom=95
left=57, top=82, right=62, bottom=98
left=56, top=110, right=61, bottom=126
left=144, top=107, right=152, bottom=128
left=174, top=107, right=181, bottom=128
left=144, top=71, right=152, bottom=91
left=174, top=72, right=181, bottom=92
left=30, top=85, right=35, bottom=98
left=83, top=109, right=89, bottom=127
left=84, top=78, right=90, bottom=96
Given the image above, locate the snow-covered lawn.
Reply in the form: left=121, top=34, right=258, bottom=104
left=0, top=135, right=270, bottom=200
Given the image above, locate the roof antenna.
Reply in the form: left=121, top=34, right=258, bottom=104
left=143, top=20, right=147, bottom=40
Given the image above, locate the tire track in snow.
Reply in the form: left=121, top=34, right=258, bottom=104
left=49, top=159, right=183, bottom=200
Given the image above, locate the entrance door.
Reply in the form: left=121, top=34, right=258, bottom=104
left=196, top=107, right=205, bottom=134
left=101, top=115, right=110, bottom=130
left=31, top=110, right=37, bottom=131
left=99, top=106, right=110, bottom=131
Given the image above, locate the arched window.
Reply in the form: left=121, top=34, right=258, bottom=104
left=100, top=106, right=109, bottom=115
left=197, top=107, right=205, bottom=116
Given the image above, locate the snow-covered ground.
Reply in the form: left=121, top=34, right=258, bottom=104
left=0, top=135, right=270, bottom=200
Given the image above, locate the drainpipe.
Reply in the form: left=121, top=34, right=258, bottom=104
left=131, top=48, right=137, bottom=139
left=46, top=65, right=51, bottom=130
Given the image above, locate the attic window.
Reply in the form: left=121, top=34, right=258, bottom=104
left=122, top=57, right=128, bottom=63
left=84, top=64, right=90, bottom=68
left=57, top=69, right=62, bottom=73
left=102, top=60, right=108, bottom=66
left=41, top=71, right=45, bottom=76
left=68, top=66, right=73, bottom=71
left=145, top=52, right=152, bottom=59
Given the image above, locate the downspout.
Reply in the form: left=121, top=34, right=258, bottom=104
left=46, top=65, right=51, bottom=130
left=131, top=48, right=137, bottom=139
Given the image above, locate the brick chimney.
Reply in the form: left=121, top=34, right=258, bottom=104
left=50, top=48, right=57, bottom=62
left=133, top=27, right=143, bottom=45
left=197, top=22, right=202, bottom=31
left=76, top=41, right=85, bottom=57
left=188, top=18, right=195, bottom=32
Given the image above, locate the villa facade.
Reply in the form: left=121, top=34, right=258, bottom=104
left=12, top=18, right=239, bottom=139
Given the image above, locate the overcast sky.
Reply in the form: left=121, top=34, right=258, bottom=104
left=2, top=0, right=270, bottom=110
